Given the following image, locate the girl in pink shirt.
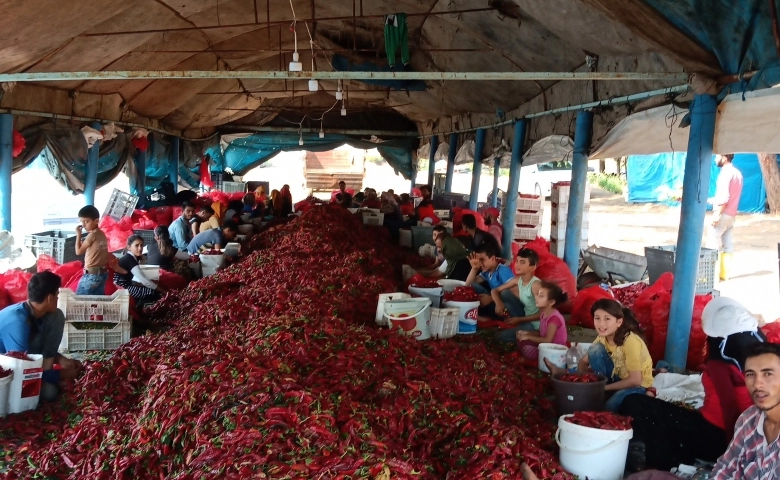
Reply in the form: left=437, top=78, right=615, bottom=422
left=516, top=281, right=568, bottom=359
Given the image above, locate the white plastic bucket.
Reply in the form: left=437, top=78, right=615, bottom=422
left=539, top=343, right=568, bottom=373
left=200, top=253, right=225, bottom=269
left=458, top=318, right=477, bottom=334
left=0, top=373, right=13, bottom=417
left=408, top=286, right=442, bottom=308
left=556, top=415, right=633, bottom=480
left=436, top=279, right=466, bottom=292
left=384, top=298, right=432, bottom=340
left=0, top=354, right=43, bottom=414
left=443, top=300, right=480, bottom=328
left=375, top=292, right=411, bottom=326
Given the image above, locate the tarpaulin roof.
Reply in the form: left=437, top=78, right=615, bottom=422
left=1, top=0, right=779, bottom=140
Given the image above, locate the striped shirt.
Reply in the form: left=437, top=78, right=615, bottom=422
left=713, top=406, right=779, bottom=479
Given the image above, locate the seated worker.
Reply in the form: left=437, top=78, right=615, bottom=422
left=242, top=193, right=256, bottom=213
left=147, top=225, right=192, bottom=278
left=526, top=342, right=780, bottom=479
left=169, top=201, right=197, bottom=251
left=399, top=193, right=416, bottom=217
left=254, top=186, right=267, bottom=205
left=114, top=235, right=165, bottom=305
left=187, top=220, right=238, bottom=255
left=516, top=281, right=568, bottom=360
left=619, top=297, right=767, bottom=471
left=352, top=192, right=366, bottom=208
left=361, top=188, right=382, bottom=209
left=191, top=206, right=217, bottom=237
left=493, top=248, right=542, bottom=341
left=462, top=214, right=501, bottom=253
left=0, top=272, right=83, bottom=401
left=223, top=200, right=245, bottom=223
left=464, top=243, right=515, bottom=319
left=417, top=225, right=471, bottom=281
left=546, top=299, right=653, bottom=412
left=274, top=185, right=293, bottom=217
left=481, top=206, right=503, bottom=246
left=415, top=186, right=439, bottom=224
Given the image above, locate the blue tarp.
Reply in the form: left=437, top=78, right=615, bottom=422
left=222, top=133, right=416, bottom=179
left=626, top=153, right=768, bottom=213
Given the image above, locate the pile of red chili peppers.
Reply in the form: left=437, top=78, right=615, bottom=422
left=565, top=411, right=632, bottom=431
left=0, top=205, right=573, bottom=479
left=443, top=286, right=480, bottom=303
left=557, top=373, right=601, bottom=383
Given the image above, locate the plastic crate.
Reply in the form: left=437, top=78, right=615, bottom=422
left=515, top=212, right=542, bottom=226
left=60, top=321, right=131, bottom=352
left=57, top=289, right=131, bottom=323
left=512, top=225, right=541, bottom=241
left=644, top=246, right=718, bottom=295
left=550, top=227, right=589, bottom=242
left=221, top=181, right=246, bottom=194
left=551, top=183, right=591, bottom=205
left=434, top=209, right=451, bottom=219
left=103, top=189, right=139, bottom=221
left=134, top=265, right=160, bottom=283
left=362, top=212, right=385, bottom=226
left=412, top=226, right=435, bottom=250
left=550, top=237, right=590, bottom=258
left=430, top=307, right=460, bottom=339
left=133, top=229, right=155, bottom=248
left=516, top=196, right=543, bottom=212
left=24, top=230, right=80, bottom=264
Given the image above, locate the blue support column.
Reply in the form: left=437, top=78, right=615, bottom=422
left=0, top=115, right=12, bottom=231
left=444, top=133, right=458, bottom=192
left=135, top=150, right=147, bottom=209
left=169, top=137, right=180, bottom=187
left=468, top=128, right=486, bottom=211
left=427, top=135, right=438, bottom=189
left=491, top=157, right=500, bottom=208
left=84, top=122, right=101, bottom=206
left=502, top=120, right=527, bottom=259
left=564, top=111, right=593, bottom=277
left=666, top=94, right=717, bottom=371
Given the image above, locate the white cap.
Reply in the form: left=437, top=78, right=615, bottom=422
left=701, top=297, right=759, bottom=338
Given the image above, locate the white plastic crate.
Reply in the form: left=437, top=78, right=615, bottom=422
left=60, top=321, right=131, bottom=352
left=550, top=227, right=589, bottom=242
left=362, top=212, right=385, bottom=226
left=221, top=181, right=246, bottom=194
left=24, top=230, right=80, bottom=264
left=550, top=237, right=590, bottom=258
left=515, top=212, right=542, bottom=226
left=439, top=220, right=454, bottom=229
left=434, top=209, right=450, bottom=219
left=551, top=183, right=591, bottom=205
left=512, top=225, right=541, bottom=241
left=429, top=307, right=460, bottom=339
left=102, top=189, right=139, bottom=221
left=58, top=289, right=130, bottom=323
left=134, top=265, right=160, bottom=283
left=516, top=196, right=543, bottom=212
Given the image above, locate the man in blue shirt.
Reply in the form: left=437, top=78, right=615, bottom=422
left=0, top=271, right=82, bottom=401
left=187, top=220, right=238, bottom=255
left=169, top=201, right=197, bottom=251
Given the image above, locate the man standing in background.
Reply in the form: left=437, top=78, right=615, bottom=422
left=708, top=154, right=743, bottom=282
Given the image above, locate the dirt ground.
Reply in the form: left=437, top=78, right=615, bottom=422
left=563, top=188, right=780, bottom=322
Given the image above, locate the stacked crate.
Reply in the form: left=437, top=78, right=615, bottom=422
left=550, top=182, right=590, bottom=258
left=57, top=290, right=132, bottom=352
left=511, top=194, right=544, bottom=252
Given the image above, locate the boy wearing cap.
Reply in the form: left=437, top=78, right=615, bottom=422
left=617, top=297, right=767, bottom=472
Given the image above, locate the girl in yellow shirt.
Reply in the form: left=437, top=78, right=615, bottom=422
left=548, top=298, right=653, bottom=411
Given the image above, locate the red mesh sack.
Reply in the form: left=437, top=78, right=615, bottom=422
left=648, top=290, right=672, bottom=363
left=516, top=238, right=576, bottom=313
left=1, top=270, right=32, bottom=303
left=687, top=295, right=713, bottom=371
left=148, top=207, right=173, bottom=226
left=36, top=254, right=59, bottom=273
left=158, top=270, right=188, bottom=291
left=570, top=285, right=615, bottom=328
left=100, top=216, right=134, bottom=252
left=761, top=322, right=780, bottom=343
left=52, top=261, right=85, bottom=289
left=632, top=272, right=675, bottom=349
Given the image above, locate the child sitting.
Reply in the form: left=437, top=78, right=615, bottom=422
left=493, top=248, right=542, bottom=342
left=464, top=243, right=515, bottom=320
left=516, top=281, right=568, bottom=359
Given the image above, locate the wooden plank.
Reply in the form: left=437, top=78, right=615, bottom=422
left=582, top=0, right=723, bottom=76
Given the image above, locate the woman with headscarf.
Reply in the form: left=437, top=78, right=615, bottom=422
left=254, top=186, right=267, bottom=204
left=360, top=189, right=382, bottom=209
left=618, top=297, right=767, bottom=472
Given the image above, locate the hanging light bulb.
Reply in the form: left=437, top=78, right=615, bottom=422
left=299, top=134, right=304, bottom=146
left=319, top=127, right=325, bottom=139
left=308, top=79, right=319, bottom=92
left=289, top=51, right=303, bottom=72
left=341, top=100, right=347, bottom=116
left=335, top=80, right=343, bottom=100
